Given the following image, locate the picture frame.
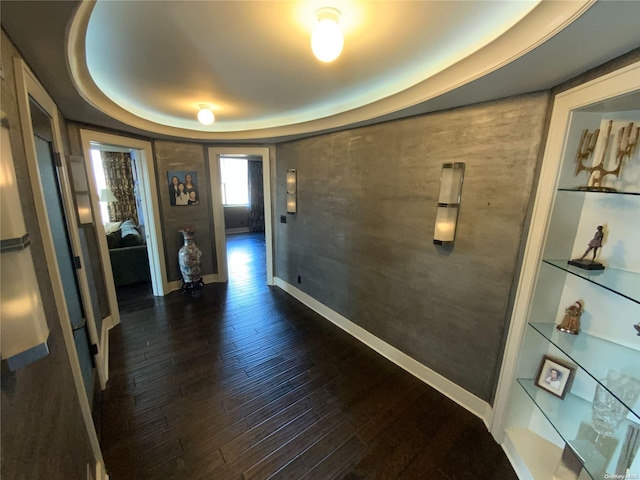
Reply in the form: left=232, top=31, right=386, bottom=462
left=535, top=355, right=575, bottom=399
left=167, top=170, right=199, bottom=206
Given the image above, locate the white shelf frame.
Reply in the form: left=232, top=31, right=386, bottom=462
left=491, top=61, right=640, bottom=479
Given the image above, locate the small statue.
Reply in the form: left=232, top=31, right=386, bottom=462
left=581, top=226, right=604, bottom=261
left=557, top=301, right=583, bottom=335
left=568, top=226, right=605, bottom=271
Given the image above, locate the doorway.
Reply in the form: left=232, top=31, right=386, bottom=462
left=79, top=130, right=167, bottom=320
left=208, top=147, right=274, bottom=285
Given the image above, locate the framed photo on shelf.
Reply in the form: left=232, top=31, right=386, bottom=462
left=535, top=355, right=575, bottom=399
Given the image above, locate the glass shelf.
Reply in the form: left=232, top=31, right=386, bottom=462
left=543, top=260, right=640, bottom=304
left=518, top=378, right=638, bottom=479
left=557, top=187, right=640, bottom=196
left=529, top=322, right=640, bottom=416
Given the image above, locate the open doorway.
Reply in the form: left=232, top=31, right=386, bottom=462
left=89, top=146, right=153, bottom=307
left=220, top=156, right=267, bottom=289
left=208, top=147, right=274, bottom=286
left=80, top=130, right=167, bottom=319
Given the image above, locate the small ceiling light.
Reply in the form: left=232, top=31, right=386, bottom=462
left=197, top=105, right=215, bottom=125
left=311, top=7, right=343, bottom=63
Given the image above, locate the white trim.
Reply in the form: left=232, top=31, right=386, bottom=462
left=274, top=277, right=493, bottom=426
left=490, top=61, right=640, bottom=443
left=66, top=1, right=593, bottom=141
left=501, top=430, right=535, bottom=480
left=100, top=315, right=111, bottom=381
left=225, top=227, right=251, bottom=235
left=95, top=460, right=109, bottom=480
left=79, top=129, right=167, bottom=298
left=208, top=147, right=275, bottom=285
left=14, top=57, right=104, bottom=467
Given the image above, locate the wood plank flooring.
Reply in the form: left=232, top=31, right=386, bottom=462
left=100, top=232, right=518, bottom=480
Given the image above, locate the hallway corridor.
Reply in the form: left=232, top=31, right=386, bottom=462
left=99, top=232, right=517, bottom=480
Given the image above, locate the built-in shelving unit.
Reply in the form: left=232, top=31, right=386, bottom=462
left=492, top=62, right=640, bottom=480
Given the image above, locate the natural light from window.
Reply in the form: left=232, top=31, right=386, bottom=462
left=91, top=149, right=110, bottom=223
left=220, top=157, right=249, bottom=206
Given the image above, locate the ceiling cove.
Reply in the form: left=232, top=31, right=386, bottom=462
left=67, top=0, right=594, bottom=141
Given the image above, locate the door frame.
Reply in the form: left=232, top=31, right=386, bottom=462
left=208, top=147, right=274, bottom=284
left=79, top=130, right=167, bottom=301
left=14, top=58, right=105, bottom=472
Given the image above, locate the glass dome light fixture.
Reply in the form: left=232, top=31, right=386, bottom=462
left=197, top=105, right=215, bottom=125
left=311, top=7, right=344, bottom=63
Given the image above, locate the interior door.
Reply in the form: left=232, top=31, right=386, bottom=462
left=30, top=99, right=94, bottom=400
left=28, top=97, right=106, bottom=395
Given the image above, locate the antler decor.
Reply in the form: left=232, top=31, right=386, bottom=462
left=575, top=120, right=639, bottom=192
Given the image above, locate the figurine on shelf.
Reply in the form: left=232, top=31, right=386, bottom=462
left=557, top=300, right=583, bottom=335
left=568, top=226, right=605, bottom=270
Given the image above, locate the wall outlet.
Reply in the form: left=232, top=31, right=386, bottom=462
left=280, top=215, right=287, bottom=223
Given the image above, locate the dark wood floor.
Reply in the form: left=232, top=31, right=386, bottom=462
left=100, top=232, right=518, bottom=480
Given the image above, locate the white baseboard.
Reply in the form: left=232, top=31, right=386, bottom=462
left=226, top=227, right=251, bottom=234
left=88, top=460, right=109, bottom=480
left=274, top=277, right=493, bottom=426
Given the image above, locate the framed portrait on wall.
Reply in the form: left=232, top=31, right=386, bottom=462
left=534, top=355, right=575, bottom=399
left=168, top=170, right=199, bottom=206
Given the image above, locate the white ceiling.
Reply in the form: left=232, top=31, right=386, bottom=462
left=3, top=1, right=640, bottom=143
left=82, top=1, right=539, bottom=130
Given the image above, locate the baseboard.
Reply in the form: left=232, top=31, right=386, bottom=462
left=274, top=277, right=493, bottom=426
left=225, top=227, right=251, bottom=234
left=87, top=460, right=109, bottom=480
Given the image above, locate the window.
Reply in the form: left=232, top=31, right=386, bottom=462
left=91, top=149, right=109, bottom=223
left=220, top=157, right=249, bottom=206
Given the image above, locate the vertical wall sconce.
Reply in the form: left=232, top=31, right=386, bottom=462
left=434, top=162, right=465, bottom=245
left=286, top=168, right=297, bottom=214
left=1, top=115, right=49, bottom=370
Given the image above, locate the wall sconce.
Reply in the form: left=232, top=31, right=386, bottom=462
left=1, top=116, right=49, bottom=370
left=434, top=162, right=465, bottom=245
left=286, top=168, right=297, bottom=214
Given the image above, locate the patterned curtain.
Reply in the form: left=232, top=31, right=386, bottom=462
left=248, top=160, right=264, bottom=232
left=102, top=151, right=139, bottom=224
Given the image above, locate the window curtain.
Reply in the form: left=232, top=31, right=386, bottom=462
left=101, top=151, right=139, bottom=224
left=248, top=160, right=264, bottom=232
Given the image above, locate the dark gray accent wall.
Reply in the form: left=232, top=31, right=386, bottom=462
left=154, top=141, right=217, bottom=281
left=1, top=29, right=95, bottom=479
left=224, top=206, right=250, bottom=230
left=275, top=92, right=550, bottom=402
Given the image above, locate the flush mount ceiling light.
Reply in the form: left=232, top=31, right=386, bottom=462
left=197, top=105, right=215, bottom=125
left=311, top=7, right=344, bottom=63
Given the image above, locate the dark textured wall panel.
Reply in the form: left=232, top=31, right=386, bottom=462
left=275, top=92, right=550, bottom=401
left=224, top=206, right=250, bottom=230
left=154, top=141, right=217, bottom=281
